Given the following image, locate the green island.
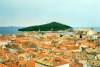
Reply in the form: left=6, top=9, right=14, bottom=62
left=18, top=22, right=73, bottom=31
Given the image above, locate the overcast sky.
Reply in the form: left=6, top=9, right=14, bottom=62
left=0, top=0, right=100, bottom=27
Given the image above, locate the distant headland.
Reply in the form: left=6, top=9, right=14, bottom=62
left=18, top=22, right=73, bottom=31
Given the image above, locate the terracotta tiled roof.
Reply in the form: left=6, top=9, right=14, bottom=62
left=7, top=62, right=18, bottom=67
left=8, top=53, right=17, bottom=59
left=66, top=46, right=79, bottom=50
left=0, top=46, right=2, bottom=49
left=0, top=63, right=7, bottom=67
left=80, top=41, right=96, bottom=48
left=2, top=53, right=8, bottom=60
left=58, top=41, right=74, bottom=47
left=53, top=49, right=64, bottom=53
left=18, top=59, right=26, bottom=65
left=26, top=60, right=35, bottom=67
left=70, top=62, right=82, bottom=67
left=41, top=44, right=52, bottom=49
left=15, top=38, right=23, bottom=42
left=0, top=36, right=11, bottom=41
left=53, top=56, right=68, bottom=66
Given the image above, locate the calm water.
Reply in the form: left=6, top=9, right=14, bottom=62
left=0, top=27, right=23, bottom=34
left=0, top=27, right=99, bottom=34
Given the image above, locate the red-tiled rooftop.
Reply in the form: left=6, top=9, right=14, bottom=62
left=41, top=44, right=52, bottom=49
left=53, top=49, right=64, bottom=53
left=15, top=38, right=24, bottom=42
left=70, top=62, right=82, bottom=67
left=0, top=63, right=7, bottom=67
left=53, top=56, right=68, bottom=66
left=66, top=46, right=79, bottom=50
left=18, top=59, right=26, bottom=65
left=58, top=41, right=74, bottom=47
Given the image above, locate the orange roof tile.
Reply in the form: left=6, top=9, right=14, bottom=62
left=53, top=49, right=64, bottom=53
left=9, top=53, right=17, bottom=59
left=70, top=62, right=82, bottom=67
left=18, top=59, right=26, bottom=65
left=0, top=36, right=12, bottom=41
left=80, top=41, right=96, bottom=48
left=2, top=54, right=8, bottom=60
left=7, top=62, right=18, bottom=67
left=0, top=63, right=7, bottom=67
left=41, top=44, right=52, bottom=49
left=26, top=60, right=35, bottom=67
left=14, top=38, right=24, bottom=43
left=53, top=56, right=67, bottom=66
left=58, top=41, right=74, bottom=47
left=66, top=46, right=79, bottom=50
left=0, top=46, right=2, bottom=49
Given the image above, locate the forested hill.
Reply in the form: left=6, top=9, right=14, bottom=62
left=18, top=22, right=73, bottom=31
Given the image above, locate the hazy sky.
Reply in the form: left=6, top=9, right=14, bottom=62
left=0, top=0, right=100, bottom=27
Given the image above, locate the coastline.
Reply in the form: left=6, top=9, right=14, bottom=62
left=0, top=27, right=99, bottom=34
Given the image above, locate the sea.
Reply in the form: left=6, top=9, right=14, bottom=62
left=0, top=27, right=99, bottom=34
left=0, top=27, right=23, bottom=34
